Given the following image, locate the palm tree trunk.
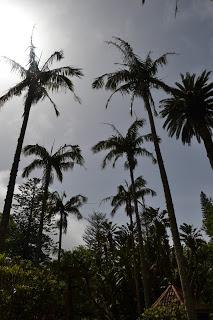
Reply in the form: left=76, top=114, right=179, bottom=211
left=58, top=209, right=63, bottom=262
left=144, top=97, right=197, bottom=320
left=199, top=125, right=213, bottom=170
left=0, top=99, right=32, bottom=251
left=24, top=187, right=36, bottom=259
left=128, top=204, right=142, bottom=315
left=37, top=172, right=50, bottom=263
left=129, top=162, right=151, bottom=308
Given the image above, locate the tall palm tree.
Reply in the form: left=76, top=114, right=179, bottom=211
left=22, top=143, right=84, bottom=262
left=92, top=119, right=156, bottom=308
left=92, top=38, right=196, bottom=319
left=51, top=191, right=87, bottom=262
left=0, top=38, right=83, bottom=250
left=161, top=71, right=213, bottom=169
left=102, top=176, right=156, bottom=314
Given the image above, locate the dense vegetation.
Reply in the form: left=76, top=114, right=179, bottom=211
left=0, top=3, right=212, bottom=320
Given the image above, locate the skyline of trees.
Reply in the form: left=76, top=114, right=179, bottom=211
left=0, top=19, right=212, bottom=318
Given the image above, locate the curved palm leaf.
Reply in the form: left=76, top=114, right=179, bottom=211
left=0, top=80, right=28, bottom=107
left=1, top=56, right=27, bottom=78
left=41, top=50, right=64, bottom=71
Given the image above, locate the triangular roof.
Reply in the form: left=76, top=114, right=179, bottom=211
left=152, top=285, right=184, bottom=307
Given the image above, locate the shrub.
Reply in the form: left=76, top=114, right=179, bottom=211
left=140, top=303, right=187, bottom=320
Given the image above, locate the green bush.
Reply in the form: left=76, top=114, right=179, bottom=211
left=140, top=303, right=187, bottom=320
left=0, top=255, right=65, bottom=320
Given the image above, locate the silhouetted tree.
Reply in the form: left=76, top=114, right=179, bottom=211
left=0, top=37, right=83, bottom=250
left=22, top=143, right=84, bottom=262
left=161, top=71, right=213, bottom=170
left=92, top=38, right=196, bottom=319
left=51, top=191, right=87, bottom=262
left=92, top=119, right=156, bottom=307
left=103, top=176, right=156, bottom=314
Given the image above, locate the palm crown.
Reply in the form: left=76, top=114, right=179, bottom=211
left=92, top=119, right=156, bottom=170
left=0, top=40, right=83, bottom=115
left=161, top=71, right=213, bottom=144
left=52, top=191, right=87, bottom=233
left=92, top=37, right=171, bottom=114
left=103, top=176, right=156, bottom=217
left=22, top=143, right=84, bottom=184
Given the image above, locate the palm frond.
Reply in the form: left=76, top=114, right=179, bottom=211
left=53, top=165, right=63, bottom=182
left=22, top=159, right=44, bottom=177
left=47, top=66, right=83, bottom=78
left=41, top=50, right=64, bottom=71
left=134, top=147, right=157, bottom=164
left=1, top=56, right=27, bottom=78
left=59, top=162, right=74, bottom=171
left=92, top=74, right=109, bottom=89
left=54, top=144, right=84, bottom=165
left=152, top=77, right=173, bottom=93
left=135, top=188, right=156, bottom=199
left=102, top=150, right=123, bottom=169
left=22, top=144, right=50, bottom=159
left=111, top=202, right=124, bottom=217
left=152, top=53, right=174, bottom=71
left=103, top=122, right=123, bottom=137
left=134, top=176, right=147, bottom=189
left=140, top=133, right=155, bottom=142
left=105, top=70, right=131, bottom=90
left=107, top=37, right=140, bottom=65
left=41, top=88, right=60, bottom=116
left=0, top=80, right=28, bottom=107
left=106, top=83, right=130, bottom=108
left=100, top=196, right=113, bottom=206
left=67, top=195, right=87, bottom=208
left=67, top=207, right=83, bottom=220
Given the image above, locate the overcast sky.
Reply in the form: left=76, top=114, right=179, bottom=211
left=0, top=0, right=212, bottom=249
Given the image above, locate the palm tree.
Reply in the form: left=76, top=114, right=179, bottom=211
left=103, top=176, right=156, bottom=245
left=0, top=38, right=83, bottom=250
left=92, top=38, right=196, bottom=319
left=161, top=71, right=213, bottom=169
left=22, top=143, right=84, bottom=262
left=102, top=176, right=156, bottom=314
left=51, top=191, right=87, bottom=262
left=92, top=119, right=156, bottom=308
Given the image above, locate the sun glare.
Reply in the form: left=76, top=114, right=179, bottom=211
left=0, top=3, right=38, bottom=79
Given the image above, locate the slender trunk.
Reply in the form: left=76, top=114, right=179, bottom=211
left=36, top=171, right=50, bottom=263
left=128, top=203, right=142, bottom=315
left=58, top=209, right=63, bottom=263
left=0, top=99, right=32, bottom=251
left=144, top=98, right=196, bottom=320
left=141, top=197, right=149, bottom=238
left=24, top=187, right=36, bottom=259
left=129, top=162, right=151, bottom=308
left=198, top=124, right=213, bottom=170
